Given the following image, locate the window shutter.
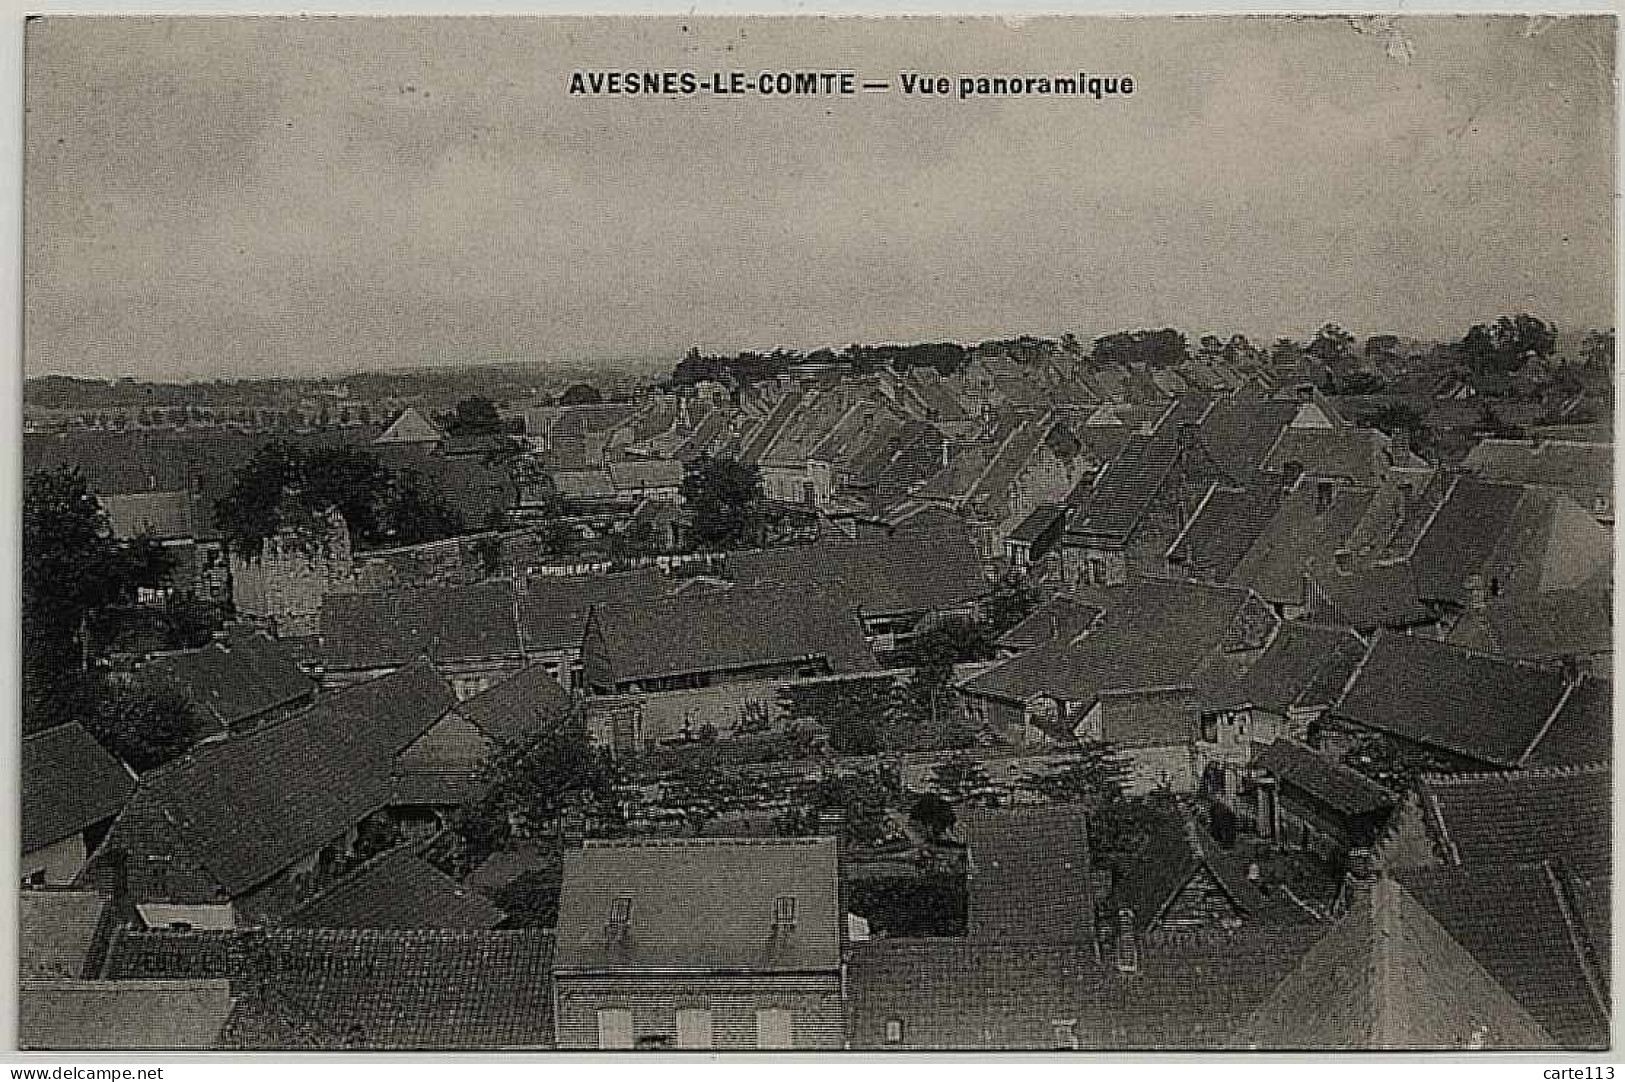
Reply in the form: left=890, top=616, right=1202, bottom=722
left=676, top=1009, right=714, bottom=1050
left=755, top=1008, right=793, bottom=1049
left=597, top=1008, right=633, bottom=1050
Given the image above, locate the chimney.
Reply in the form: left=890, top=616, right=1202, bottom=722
left=1341, top=847, right=1379, bottom=911
left=1114, top=908, right=1139, bottom=974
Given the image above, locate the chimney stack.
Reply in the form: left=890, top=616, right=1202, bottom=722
left=1114, top=908, right=1139, bottom=974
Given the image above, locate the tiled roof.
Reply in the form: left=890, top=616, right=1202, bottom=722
left=1409, top=478, right=1527, bottom=604
left=320, top=581, right=522, bottom=672
left=1006, top=501, right=1067, bottom=544
left=1240, top=877, right=1557, bottom=1049
left=1262, top=426, right=1397, bottom=483
left=98, top=660, right=456, bottom=899
left=1066, top=429, right=1181, bottom=544
left=1520, top=677, right=1611, bottom=769
left=554, top=836, right=841, bottom=974
left=1461, top=439, right=1611, bottom=503
left=1396, top=862, right=1609, bottom=1049
left=846, top=925, right=1325, bottom=1050
left=1230, top=482, right=1378, bottom=607
left=1165, top=485, right=1285, bottom=579
left=517, top=567, right=668, bottom=654
left=1253, top=740, right=1396, bottom=818
left=139, top=630, right=316, bottom=731
left=994, top=595, right=1103, bottom=653
left=100, top=490, right=196, bottom=540
left=727, top=533, right=985, bottom=619
left=107, top=927, right=556, bottom=1049
left=1306, top=560, right=1433, bottom=631
left=20, top=979, right=235, bottom=1051
left=738, top=391, right=803, bottom=465
left=963, top=581, right=1253, bottom=711
left=282, top=844, right=503, bottom=931
left=586, top=583, right=877, bottom=685
left=1212, top=621, right=1366, bottom=714
left=20, top=890, right=109, bottom=979
left=373, top=407, right=443, bottom=445
left=1194, top=398, right=1298, bottom=480
left=1416, top=763, right=1610, bottom=880
left=1450, top=590, right=1614, bottom=666
left=1332, top=632, right=1570, bottom=767
left=22, top=722, right=135, bottom=854
left=962, top=805, right=1096, bottom=947
left=454, top=661, right=573, bottom=745
left=607, top=458, right=684, bottom=490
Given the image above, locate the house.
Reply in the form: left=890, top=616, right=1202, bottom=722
left=87, top=660, right=457, bottom=927
left=105, top=926, right=556, bottom=1049
left=20, top=979, right=237, bottom=1050
left=1239, top=858, right=1558, bottom=1050
left=580, top=583, right=877, bottom=697
left=317, top=580, right=526, bottom=698
left=845, top=923, right=1326, bottom=1050
left=517, top=567, right=670, bottom=690
left=908, top=412, right=1092, bottom=561
left=391, top=661, right=573, bottom=811
left=281, top=844, right=504, bottom=931
left=1325, top=631, right=1582, bottom=772
left=1163, top=484, right=1285, bottom=584
left=960, top=805, right=1096, bottom=950
left=138, top=629, right=317, bottom=734
left=726, top=531, right=987, bottom=652
left=22, top=723, right=136, bottom=887
left=1461, top=438, right=1612, bottom=525
left=1245, top=740, right=1397, bottom=860
left=1195, top=621, right=1368, bottom=794
left=551, top=836, right=844, bottom=1050
left=1002, top=502, right=1068, bottom=573
left=957, top=581, right=1278, bottom=794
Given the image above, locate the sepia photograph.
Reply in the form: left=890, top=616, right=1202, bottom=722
left=16, top=13, right=1616, bottom=1053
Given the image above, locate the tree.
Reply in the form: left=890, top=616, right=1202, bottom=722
left=667, top=761, right=743, bottom=836
left=474, top=713, right=621, bottom=841
left=24, top=469, right=129, bottom=695
left=680, top=455, right=767, bottom=551
left=55, top=673, right=202, bottom=772
left=447, top=396, right=503, bottom=438
left=981, top=574, right=1042, bottom=638
left=1306, top=323, right=1357, bottom=371
left=929, top=751, right=998, bottom=806
left=383, top=468, right=466, bottom=546
left=1018, top=741, right=1130, bottom=812
left=909, top=792, right=956, bottom=842
left=559, top=383, right=603, bottom=407
left=777, top=675, right=895, bottom=756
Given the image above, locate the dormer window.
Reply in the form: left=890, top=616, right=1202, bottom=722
left=773, top=895, right=797, bottom=931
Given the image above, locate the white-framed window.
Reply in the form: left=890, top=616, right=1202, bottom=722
left=597, top=1008, right=633, bottom=1050
left=676, top=1008, right=714, bottom=1050
left=885, top=1019, right=904, bottom=1045
left=756, top=1008, right=793, bottom=1049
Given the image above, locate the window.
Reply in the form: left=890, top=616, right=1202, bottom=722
left=1052, top=1019, right=1080, bottom=1050
left=676, top=1009, right=714, bottom=1050
left=609, top=896, right=633, bottom=924
left=885, top=1019, right=904, bottom=1045
left=773, top=895, right=797, bottom=930
left=756, top=1008, right=793, bottom=1049
left=597, top=1008, right=634, bottom=1050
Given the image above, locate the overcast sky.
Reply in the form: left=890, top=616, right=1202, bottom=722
left=24, top=15, right=1616, bottom=381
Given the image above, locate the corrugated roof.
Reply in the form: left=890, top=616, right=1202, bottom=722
left=554, top=836, right=841, bottom=974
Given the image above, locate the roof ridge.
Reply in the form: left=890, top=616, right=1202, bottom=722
left=1419, top=760, right=1610, bottom=786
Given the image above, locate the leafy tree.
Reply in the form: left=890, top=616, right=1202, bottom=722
left=447, top=396, right=503, bottom=438
left=473, top=713, right=621, bottom=842
left=1581, top=329, right=1614, bottom=375
left=559, top=383, right=603, bottom=407
left=812, top=770, right=898, bottom=848
left=1018, top=741, right=1130, bottom=812
left=1306, top=323, right=1358, bottom=371
left=900, top=617, right=996, bottom=672
left=929, top=751, right=998, bottom=806
left=1090, top=328, right=1189, bottom=370
left=909, top=792, right=957, bottom=842
left=35, top=672, right=203, bottom=770
left=777, top=675, right=894, bottom=756
left=489, top=865, right=563, bottom=927
left=981, top=574, right=1042, bottom=638
left=24, top=469, right=133, bottom=695
left=667, top=761, right=744, bottom=836
left=384, top=467, right=466, bottom=546
left=680, top=455, right=767, bottom=551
